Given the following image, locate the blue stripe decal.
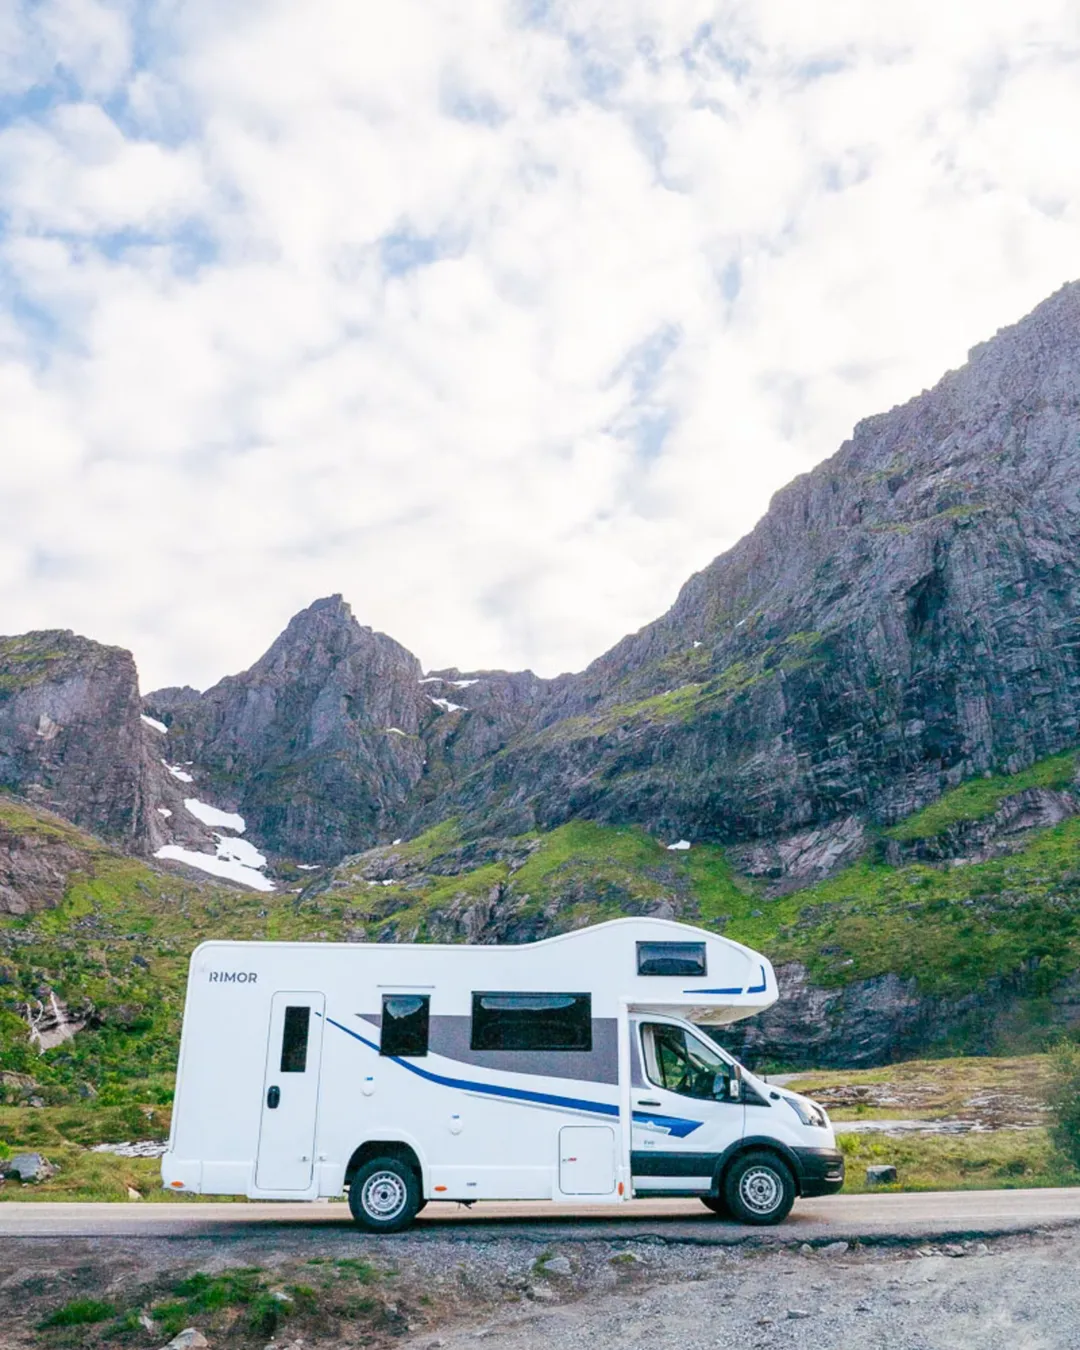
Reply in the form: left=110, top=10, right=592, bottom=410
left=746, top=965, right=768, bottom=994
left=323, top=1015, right=702, bottom=1137
left=682, top=966, right=769, bottom=997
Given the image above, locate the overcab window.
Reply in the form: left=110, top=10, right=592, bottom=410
left=380, top=995, right=430, bottom=1057
left=636, top=941, right=707, bottom=977
left=470, top=992, right=592, bottom=1052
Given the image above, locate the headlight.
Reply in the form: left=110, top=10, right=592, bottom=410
left=784, top=1096, right=828, bottom=1129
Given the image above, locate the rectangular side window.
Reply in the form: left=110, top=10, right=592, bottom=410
left=380, top=994, right=430, bottom=1057
left=636, top=942, right=707, bottom=977
left=470, top=992, right=592, bottom=1052
left=280, top=1005, right=311, bottom=1072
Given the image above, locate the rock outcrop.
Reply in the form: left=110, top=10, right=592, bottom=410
left=0, top=632, right=152, bottom=848
left=146, top=596, right=430, bottom=862
left=0, top=798, right=98, bottom=915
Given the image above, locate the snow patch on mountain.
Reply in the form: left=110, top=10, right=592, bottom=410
left=155, top=840, right=273, bottom=891
left=184, top=799, right=246, bottom=832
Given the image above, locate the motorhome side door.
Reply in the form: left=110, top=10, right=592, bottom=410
left=255, top=992, right=325, bottom=1191
left=631, top=1020, right=744, bottom=1195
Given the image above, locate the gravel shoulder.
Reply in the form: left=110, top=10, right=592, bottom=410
left=407, top=1230, right=1080, bottom=1350
left=2, top=1219, right=1080, bottom=1349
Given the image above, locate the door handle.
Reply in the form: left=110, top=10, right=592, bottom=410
left=636, top=1099, right=662, bottom=1107
left=267, top=1085, right=281, bottom=1109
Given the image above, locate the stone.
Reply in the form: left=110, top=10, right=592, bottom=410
left=799, top=1243, right=814, bottom=1255
left=162, top=1331, right=209, bottom=1350
left=865, top=1165, right=898, bottom=1185
left=819, top=1240, right=849, bottom=1255
left=942, top=1243, right=966, bottom=1257
left=538, top=1255, right=573, bottom=1276
left=787, top=1309, right=813, bottom=1319
left=127, top=1187, right=142, bottom=1201
left=5, top=1152, right=55, bottom=1182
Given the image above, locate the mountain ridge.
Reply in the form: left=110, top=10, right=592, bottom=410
left=6, top=280, right=1080, bottom=878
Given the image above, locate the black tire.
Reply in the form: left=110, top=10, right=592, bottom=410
left=700, top=1195, right=729, bottom=1217
left=348, top=1157, right=421, bottom=1233
left=722, top=1151, right=795, bottom=1226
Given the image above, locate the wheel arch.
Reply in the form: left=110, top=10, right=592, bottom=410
left=344, top=1139, right=425, bottom=1195
left=714, top=1136, right=803, bottom=1196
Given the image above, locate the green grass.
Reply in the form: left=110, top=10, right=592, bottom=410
left=38, top=1299, right=115, bottom=1328
left=888, top=752, right=1078, bottom=841
left=781, top=1055, right=1078, bottom=1193
left=835, top=1126, right=1076, bottom=1193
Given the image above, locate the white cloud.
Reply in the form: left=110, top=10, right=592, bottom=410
left=1, top=1, right=1079, bottom=690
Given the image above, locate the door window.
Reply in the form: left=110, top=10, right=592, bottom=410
left=279, top=1005, right=311, bottom=1072
left=641, top=1023, right=734, bottom=1101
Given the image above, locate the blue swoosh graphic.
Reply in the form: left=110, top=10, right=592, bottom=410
left=683, top=965, right=768, bottom=997
left=322, top=1014, right=702, bottom=1137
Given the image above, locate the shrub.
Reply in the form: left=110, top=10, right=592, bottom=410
left=1047, top=1039, right=1080, bottom=1169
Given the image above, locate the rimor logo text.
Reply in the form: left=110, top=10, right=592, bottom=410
left=208, top=971, right=258, bottom=983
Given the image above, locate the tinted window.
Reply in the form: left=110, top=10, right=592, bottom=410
left=280, top=1005, right=311, bottom=1073
left=637, top=941, right=707, bottom=977
left=471, top=992, right=592, bottom=1051
left=381, top=994, right=430, bottom=1057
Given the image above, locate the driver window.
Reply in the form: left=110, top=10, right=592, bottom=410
left=642, top=1023, right=734, bottom=1102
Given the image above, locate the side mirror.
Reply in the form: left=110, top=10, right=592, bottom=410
left=728, top=1076, right=742, bottom=1102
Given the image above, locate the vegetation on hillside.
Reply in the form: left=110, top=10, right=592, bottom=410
left=887, top=752, right=1078, bottom=841
left=2, top=744, right=1080, bottom=1133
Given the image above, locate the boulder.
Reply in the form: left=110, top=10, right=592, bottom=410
left=162, top=1330, right=209, bottom=1350
left=5, top=1152, right=56, bottom=1182
left=866, top=1164, right=898, bottom=1185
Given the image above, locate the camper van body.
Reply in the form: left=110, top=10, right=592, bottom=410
left=163, top=918, right=842, bottom=1225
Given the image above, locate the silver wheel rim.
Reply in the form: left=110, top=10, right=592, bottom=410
left=739, top=1165, right=783, bottom=1215
left=361, top=1170, right=408, bottom=1220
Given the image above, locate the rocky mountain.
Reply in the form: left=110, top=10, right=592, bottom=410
left=404, top=281, right=1080, bottom=861
left=9, top=282, right=1080, bottom=886
left=144, top=595, right=429, bottom=863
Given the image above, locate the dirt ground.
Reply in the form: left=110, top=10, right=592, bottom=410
left=2, top=1223, right=1079, bottom=1350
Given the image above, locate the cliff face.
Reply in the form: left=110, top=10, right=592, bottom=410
left=0, top=632, right=152, bottom=849
left=408, top=282, right=1080, bottom=848
left=147, top=596, right=430, bottom=862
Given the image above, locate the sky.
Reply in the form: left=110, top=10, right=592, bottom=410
left=2, top=1, right=1079, bottom=693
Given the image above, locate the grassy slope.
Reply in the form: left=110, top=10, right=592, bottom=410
left=783, top=1056, right=1079, bottom=1194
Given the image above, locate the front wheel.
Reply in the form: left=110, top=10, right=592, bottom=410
left=723, top=1151, right=795, bottom=1226
left=348, top=1157, right=421, bottom=1233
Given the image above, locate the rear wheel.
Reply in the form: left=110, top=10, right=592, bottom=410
left=348, top=1157, right=421, bottom=1233
left=723, top=1151, right=795, bottom=1226
left=700, top=1195, right=729, bottom=1217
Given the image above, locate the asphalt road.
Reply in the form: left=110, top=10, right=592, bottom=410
left=2, top=1188, right=1079, bottom=1244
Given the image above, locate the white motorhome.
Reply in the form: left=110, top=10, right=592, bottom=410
left=163, top=918, right=843, bottom=1229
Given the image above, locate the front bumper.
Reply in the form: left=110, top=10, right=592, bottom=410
left=792, top=1146, right=845, bottom=1197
